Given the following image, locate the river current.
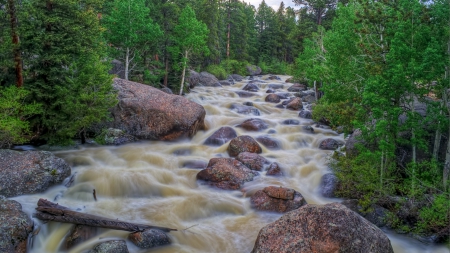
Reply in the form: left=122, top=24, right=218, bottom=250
left=13, top=75, right=449, bottom=253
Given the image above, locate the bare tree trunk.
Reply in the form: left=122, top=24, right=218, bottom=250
left=125, top=47, right=129, bottom=80
left=164, top=55, right=169, bottom=87
left=8, top=0, right=23, bottom=87
left=179, top=51, right=188, bottom=95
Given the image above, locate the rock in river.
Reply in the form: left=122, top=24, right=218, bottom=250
left=0, top=150, right=71, bottom=197
left=204, top=127, right=238, bottom=146
left=251, top=202, right=394, bottom=253
left=250, top=186, right=307, bottom=213
left=237, top=118, right=268, bottom=131
left=110, top=78, right=206, bottom=141
left=196, top=158, right=258, bottom=190
left=227, top=135, right=263, bottom=157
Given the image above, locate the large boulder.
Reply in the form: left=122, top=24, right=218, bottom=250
left=111, top=78, right=206, bottom=141
left=246, top=65, right=262, bottom=76
left=196, top=158, right=258, bottom=190
left=251, top=203, right=394, bottom=253
left=128, top=229, right=170, bottom=249
left=227, top=135, right=262, bottom=157
left=230, top=104, right=260, bottom=116
left=236, top=152, right=270, bottom=171
left=189, top=70, right=221, bottom=87
left=0, top=150, right=71, bottom=197
left=0, top=196, right=34, bottom=253
left=88, top=240, right=129, bottom=253
left=228, top=74, right=244, bottom=82
left=250, top=186, right=307, bottom=213
left=237, top=118, right=268, bottom=131
left=204, top=127, right=238, bottom=146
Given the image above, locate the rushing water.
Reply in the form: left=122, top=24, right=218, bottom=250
left=13, top=75, right=449, bottom=253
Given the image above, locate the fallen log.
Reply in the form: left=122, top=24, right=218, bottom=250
left=34, top=199, right=177, bottom=233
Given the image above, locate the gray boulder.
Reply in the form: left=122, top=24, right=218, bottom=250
left=246, top=65, right=262, bottom=76
left=0, top=150, right=71, bottom=197
left=0, top=196, right=34, bottom=253
left=88, top=240, right=129, bottom=253
left=129, top=229, right=170, bottom=249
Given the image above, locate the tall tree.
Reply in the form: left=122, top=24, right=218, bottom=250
left=171, top=5, right=209, bottom=95
left=103, top=0, right=162, bottom=80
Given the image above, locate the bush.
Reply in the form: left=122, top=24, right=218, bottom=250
left=220, top=59, right=248, bottom=76
left=206, top=64, right=227, bottom=80
left=258, top=60, right=294, bottom=75
left=0, top=86, right=41, bottom=148
left=312, top=101, right=356, bottom=135
left=418, top=194, right=450, bottom=235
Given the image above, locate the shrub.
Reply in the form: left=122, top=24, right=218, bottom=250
left=206, top=64, right=227, bottom=80
left=221, top=59, right=248, bottom=76
left=0, top=86, right=41, bottom=148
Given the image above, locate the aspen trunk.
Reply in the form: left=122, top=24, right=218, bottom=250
left=179, top=51, right=188, bottom=95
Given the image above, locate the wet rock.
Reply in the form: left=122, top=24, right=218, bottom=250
left=243, top=83, right=260, bottom=92
left=266, top=89, right=275, bottom=94
left=320, top=173, right=338, bottom=198
left=275, top=93, right=291, bottom=99
left=268, top=84, right=283, bottom=89
left=246, top=65, right=262, bottom=76
left=267, top=129, right=277, bottom=134
left=237, top=118, right=268, bottom=131
left=302, top=125, right=315, bottom=133
left=228, top=74, right=244, bottom=82
left=189, top=71, right=221, bottom=87
left=298, top=110, right=312, bottom=119
left=219, top=80, right=232, bottom=86
left=111, top=78, right=206, bottom=141
left=235, top=91, right=257, bottom=98
left=275, top=104, right=285, bottom=109
left=204, top=127, right=238, bottom=146
left=0, top=150, right=71, bottom=198
left=264, top=94, right=281, bottom=103
left=65, top=225, right=98, bottom=250
left=181, top=160, right=208, bottom=169
left=282, top=119, right=300, bottom=125
left=287, top=83, right=307, bottom=92
left=236, top=152, right=270, bottom=171
left=128, top=229, right=171, bottom=249
left=285, top=77, right=293, bottom=83
left=227, top=135, right=262, bottom=157
left=101, top=128, right=137, bottom=145
left=341, top=199, right=389, bottom=228
left=230, top=104, right=260, bottom=116
left=266, top=163, right=282, bottom=176
left=250, top=186, right=306, bottom=213
left=251, top=203, right=394, bottom=253
left=0, top=196, right=34, bottom=253
left=256, top=136, right=281, bottom=150
left=196, top=158, right=258, bottom=190
left=243, top=102, right=254, bottom=106
left=319, top=138, right=344, bottom=150
left=88, top=240, right=129, bottom=253
left=286, top=97, right=303, bottom=111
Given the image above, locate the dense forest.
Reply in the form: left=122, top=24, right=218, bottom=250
left=1, top=0, right=450, bottom=243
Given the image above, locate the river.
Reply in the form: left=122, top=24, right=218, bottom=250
left=13, top=75, right=449, bottom=253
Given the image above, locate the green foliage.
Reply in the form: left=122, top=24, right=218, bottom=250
left=220, top=59, right=248, bottom=76
left=206, top=65, right=227, bottom=80
left=418, top=194, right=450, bottom=233
left=312, top=100, right=358, bottom=135
left=0, top=86, right=41, bottom=148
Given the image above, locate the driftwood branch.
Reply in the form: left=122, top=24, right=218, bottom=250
left=34, top=199, right=177, bottom=233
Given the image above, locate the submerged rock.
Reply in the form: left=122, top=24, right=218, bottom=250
left=243, top=83, right=260, bottom=92
left=268, top=84, right=283, bottom=89
left=228, top=74, right=244, bottom=82
left=65, top=225, right=98, bottom=250
left=0, top=150, right=71, bottom=197
left=128, top=229, right=171, bottom=249
left=286, top=97, right=303, bottom=111
left=111, top=78, right=206, bottom=141
left=230, top=104, right=261, bottom=115
left=204, top=127, right=238, bottom=146
left=235, top=91, right=257, bottom=98
left=88, top=240, right=129, bottom=253
left=256, top=136, right=281, bottom=150
left=250, top=186, right=306, bottom=213
left=265, top=94, right=281, bottom=103
left=282, top=119, right=300, bottom=125
left=227, top=135, right=262, bottom=157
left=298, top=110, right=312, bottom=119
left=266, top=163, right=283, bottom=176
left=0, top=196, right=34, bottom=253
left=237, top=118, right=269, bottom=131
left=251, top=203, right=394, bottom=253
left=196, top=158, right=258, bottom=190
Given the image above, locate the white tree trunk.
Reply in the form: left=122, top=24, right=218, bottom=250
left=125, top=47, right=130, bottom=80
left=179, top=50, right=188, bottom=95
